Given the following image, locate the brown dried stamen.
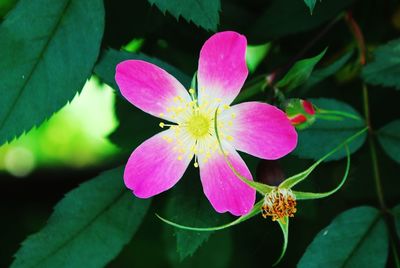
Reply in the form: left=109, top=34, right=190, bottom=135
left=261, top=188, right=297, bottom=221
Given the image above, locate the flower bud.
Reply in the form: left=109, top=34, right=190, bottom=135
left=284, top=98, right=316, bottom=130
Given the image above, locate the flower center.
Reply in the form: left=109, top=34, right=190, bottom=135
left=186, top=113, right=211, bottom=139
left=262, top=188, right=297, bottom=221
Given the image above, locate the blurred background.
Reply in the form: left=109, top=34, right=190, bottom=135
left=1, top=0, right=400, bottom=267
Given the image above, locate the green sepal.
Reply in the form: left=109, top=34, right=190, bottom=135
left=293, top=146, right=350, bottom=200
left=190, top=71, right=198, bottom=91
left=156, top=199, right=264, bottom=232
left=316, top=108, right=362, bottom=121
left=273, top=217, right=289, bottom=266
left=280, top=127, right=367, bottom=189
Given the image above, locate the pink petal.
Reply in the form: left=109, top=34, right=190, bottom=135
left=198, top=142, right=256, bottom=216
left=197, top=31, right=248, bottom=108
left=115, top=60, right=191, bottom=122
left=220, top=102, right=298, bottom=160
left=124, top=129, right=194, bottom=198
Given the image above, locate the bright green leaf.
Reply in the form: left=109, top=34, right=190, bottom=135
left=362, top=38, right=400, bottom=90
left=276, top=48, right=327, bottom=90
left=377, top=120, right=400, bottom=164
left=11, top=167, right=151, bottom=268
left=122, top=38, right=145, bottom=53
left=0, top=0, right=105, bottom=145
left=147, top=0, right=220, bottom=31
left=298, top=206, right=389, bottom=268
left=304, top=0, right=317, bottom=14
left=246, top=43, right=271, bottom=73
left=293, top=98, right=367, bottom=161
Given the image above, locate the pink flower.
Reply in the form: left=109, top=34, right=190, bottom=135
left=115, top=31, right=297, bottom=216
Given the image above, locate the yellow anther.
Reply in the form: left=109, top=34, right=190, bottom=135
left=223, top=104, right=230, bottom=110
left=194, top=162, right=199, bottom=168
left=216, top=98, right=222, bottom=103
left=189, top=88, right=195, bottom=94
left=177, top=156, right=183, bottom=160
left=159, top=122, right=165, bottom=128
left=231, top=113, right=236, bottom=119
left=227, top=135, right=234, bottom=141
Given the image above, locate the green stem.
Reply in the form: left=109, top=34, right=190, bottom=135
left=362, top=84, right=386, bottom=209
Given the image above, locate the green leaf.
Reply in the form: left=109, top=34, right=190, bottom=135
left=301, top=50, right=353, bottom=91
left=303, top=0, right=317, bottom=14
left=0, top=0, right=17, bottom=18
left=276, top=48, right=327, bottom=90
left=393, top=204, right=400, bottom=239
left=377, top=120, right=400, bottom=164
left=94, top=49, right=191, bottom=90
left=0, top=0, right=104, bottom=145
left=11, top=167, right=151, bottom=268
left=164, top=174, right=226, bottom=260
left=293, top=98, right=367, bottom=161
left=298, top=206, right=388, bottom=268
left=246, top=43, right=271, bottom=73
left=362, top=38, right=400, bottom=90
left=166, top=230, right=233, bottom=268
left=147, top=0, right=220, bottom=31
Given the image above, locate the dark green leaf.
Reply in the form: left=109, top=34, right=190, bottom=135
left=276, top=48, right=327, bottom=90
left=293, top=98, right=367, bottom=161
left=94, top=49, right=191, bottom=90
left=248, top=0, right=353, bottom=42
left=377, top=120, right=400, bottom=164
left=362, top=38, right=400, bottom=90
left=164, top=172, right=227, bottom=260
left=147, top=0, right=220, bottom=31
left=0, top=0, right=17, bottom=17
left=304, top=0, right=317, bottom=14
left=0, top=0, right=104, bottom=145
left=298, top=206, right=389, bottom=268
left=393, top=204, right=400, bottom=239
left=301, top=50, right=353, bottom=91
left=11, top=167, right=151, bottom=268
left=166, top=229, right=233, bottom=268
